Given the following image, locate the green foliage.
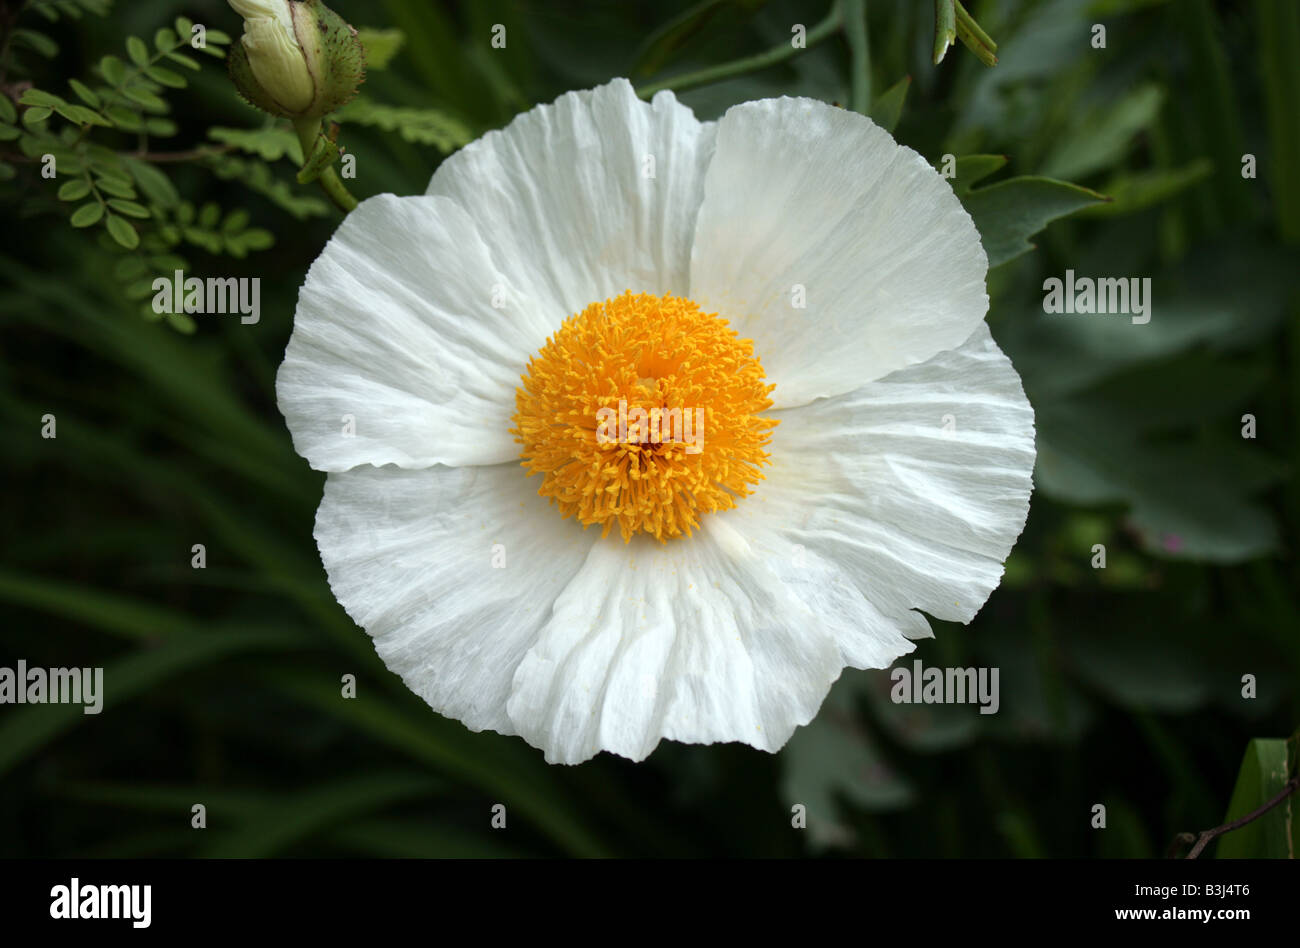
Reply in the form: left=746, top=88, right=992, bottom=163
left=356, top=28, right=406, bottom=71
left=868, top=75, right=910, bottom=132
left=333, top=96, right=473, bottom=152
left=209, top=125, right=303, bottom=163
left=1215, top=738, right=1297, bottom=858
left=962, top=175, right=1109, bottom=267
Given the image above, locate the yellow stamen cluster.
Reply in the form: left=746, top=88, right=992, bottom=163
left=513, top=291, right=778, bottom=542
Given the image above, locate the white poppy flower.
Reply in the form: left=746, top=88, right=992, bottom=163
left=276, top=78, right=1036, bottom=765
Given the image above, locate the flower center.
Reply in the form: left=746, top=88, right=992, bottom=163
left=513, top=291, right=778, bottom=543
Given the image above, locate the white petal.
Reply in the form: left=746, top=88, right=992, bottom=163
left=277, top=194, right=559, bottom=470
left=314, top=462, right=594, bottom=735
left=729, top=322, right=1035, bottom=661
left=689, top=97, right=989, bottom=408
left=506, top=520, right=847, bottom=765
left=426, top=78, right=717, bottom=313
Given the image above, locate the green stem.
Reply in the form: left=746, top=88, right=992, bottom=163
left=844, top=0, right=871, bottom=113
left=292, top=117, right=356, bottom=214
left=953, top=0, right=998, bottom=66
left=933, top=0, right=956, bottom=64
left=636, top=1, right=844, bottom=99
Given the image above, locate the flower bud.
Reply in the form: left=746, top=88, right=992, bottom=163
left=227, top=0, right=365, bottom=119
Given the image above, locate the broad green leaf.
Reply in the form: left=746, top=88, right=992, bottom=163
left=94, top=176, right=136, bottom=198
left=1080, top=159, right=1213, bottom=217
left=69, top=202, right=103, bottom=227
left=55, top=103, right=110, bottom=126
left=868, top=76, right=911, bottom=133
left=108, top=199, right=150, bottom=219
left=0, top=94, right=14, bottom=123
left=67, top=79, right=101, bottom=108
left=164, top=50, right=201, bottom=71
left=105, top=106, right=143, bottom=130
left=962, top=176, right=1108, bottom=267
left=1216, top=738, right=1295, bottom=858
left=104, top=214, right=139, bottom=249
left=124, top=157, right=179, bottom=207
left=356, top=27, right=406, bottom=70
left=154, top=27, right=178, bottom=52
left=144, top=65, right=186, bottom=89
left=948, top=153, right=1008, bottom=196
left=125, top=35, right=151, bottom=67
left=122, top=86, right=167, bottom=112
left=144, top=117, right=177, bottom=137
left=1042, top=84, right=1164, bottom=181
left=14, top=28, right=58, bottom=58
left=56, top=178, right=91, bottom=201
left=99, top=54, right=126, bottom=86
left=19, top=88, right=66, bottom=108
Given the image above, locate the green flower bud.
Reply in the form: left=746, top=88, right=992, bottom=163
left=227, top=0, right=365, bottom=119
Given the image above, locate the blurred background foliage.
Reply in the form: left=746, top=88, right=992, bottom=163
left=1, top=0, right=1297, bottom=858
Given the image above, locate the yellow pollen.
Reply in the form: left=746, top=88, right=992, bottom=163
left=512, top=291, right=778, bottom=543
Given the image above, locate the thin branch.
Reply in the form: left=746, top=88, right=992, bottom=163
left=635, top=1, right=844, bottom=99
left=1169, top=775, right=1299, bottom=859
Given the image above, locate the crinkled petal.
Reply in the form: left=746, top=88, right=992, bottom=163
left=689, top=96, right=989, bottom=408
left=280, top=79, right=717, bottom=473
left=314, top=462, right=594, bottom=735
left=277, top=194, right=558, bottom=470
left=506, top=520, right=848, bottom=765
left=427, top=77, right=717, bottom=315
left=730, top=322, right=1036, bottom=656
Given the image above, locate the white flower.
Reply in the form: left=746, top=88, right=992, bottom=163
left=276, top=79, right=1036, bottom=765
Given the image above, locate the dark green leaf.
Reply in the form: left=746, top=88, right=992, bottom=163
left=70, top=202, right=104, bottom=227
left=100, top=55, right=127, bottom=86
left=105, top=214, right=140, bottom=249
left=357, top=28, right=406, bottom=70
left=108, top=199, right=150, bottom=219
left=1216, top=739, right=1295, bottom=858
left=868, top=76, right=911, bottom=133
left=962, top=176, right=1108, bottom=267
left=144, top=65, right=186, bottom=88
left=57, top=179, right=91, bottom=201
left=122, top=86, right=167, bottom=112
left=126, top=36, right=151, bottom=67
left=124, top=157, right=179, bottom=208
left=68, top=78, right=101, bottom=108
